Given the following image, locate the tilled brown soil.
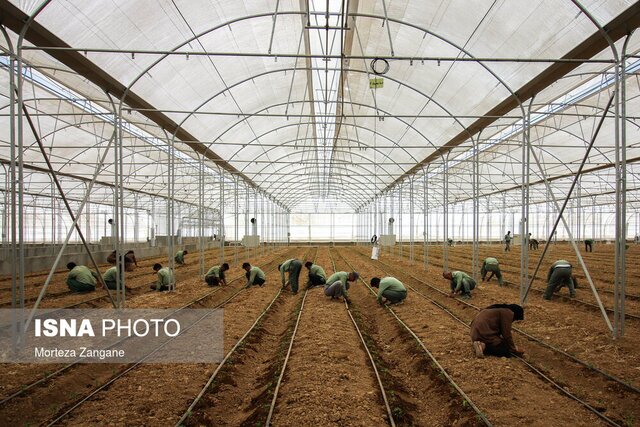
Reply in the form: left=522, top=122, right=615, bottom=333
left=352, top=247, right=640, bottom=425
left=329, top=248, right=483, bottom=426
left=404, top=243, right=640, bottom=296
left=406, top=244, right=640, bottom=317
left=269, top=247, right=387, bottom=426
left=373, top=246, right=640, bottom=388
left=0, top=246, right=252, bottom=307
left=337, top=247, right=607, bottom=426
left=55, top=248, right=310, bottom=427
left=0, top=247, right=296, bottom=426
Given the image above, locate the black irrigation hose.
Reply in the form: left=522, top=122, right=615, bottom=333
left=352, top=251, right=621, bottom=426
left=332, top=248, right=492, bottom=427
left=327, top=251, right=396, bottom=427
left=176, top=247, right=317, bottom=427
left=363, top=250, right=640, bottom=395
left=1, top=248, right=295, bottom=411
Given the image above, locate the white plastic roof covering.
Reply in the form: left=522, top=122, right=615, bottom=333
left=0, top=0, right=639, bottom=213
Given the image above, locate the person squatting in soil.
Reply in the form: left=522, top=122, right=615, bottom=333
left=370, top=276, right=407, bottom=305
left=470, top=304, right=525, bottom=358
left=443, top=270, right=476, bottom=299
left=106, top=250, right=138, bottom=271
left=174, top=250, right=188, bottom=265
left=66, top=262, right=98, bottom=292
left=205, top=263, right=229, bottom=286
left=305, top=261, right=326, bottom=288
left=544, top=260, right=578, bottom=300
left=243, top=262, right=266, bottom=288
left=584, top=238, right=594, bottom=252
left=151, top=263, right=175, bottom=291
left=324, top=271, right=359, bottom=304
left=504, top=231, right=512, bottom=251
left=102, top=264, right=131, bottom=291
left=481, top=257, right=504, bottom=286
left=527, top=233, right=539, bottom=250
left=279, top=258, right=303, bottom=294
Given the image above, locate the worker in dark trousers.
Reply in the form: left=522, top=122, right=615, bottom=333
left=151, top=263, right=175, bottom=291
left=584, top=239, right=594, bottom=252
left=66, top=262, right=98, bottom=292
left=279, top=258, right=303, bottom=294
left=443, top=271, right=476, bottom=299
left=447, top=238, right=454, bottom=247
left=370, top=276, right=407, bottom=305
left=305, top=261, right=326, bottom=288
left=175, top=250, right=188, bottom=265
left=470, top=304, right=525, bottom=358
left=243, top=262, right=266, bottom=288
left=205, top=263, right=229, bottom=286
left=544, top=260, right=576, bottom=299
left=481, top=257, right=503, bottom=286
left=504, top=231, right=512, bottom=252
left=528, top=233, right=539, bottom=250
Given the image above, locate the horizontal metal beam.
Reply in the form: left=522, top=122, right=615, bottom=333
left=0, top=0, right=256, bottom=188
left=386, top=1, right=640, bottom=190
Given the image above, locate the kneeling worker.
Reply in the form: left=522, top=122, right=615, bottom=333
left=279, top=258, right=303, bottom=294
left=370, top=276, right=407, bottom=305
left=324, top=271, right=358, bottom=304
left=544, top=260, right=576, bottom=300
left=243, top=262, right=266, bottom=288
left=443, top=271, right=476, bottom=299
left=305, top=261, right=326, bottom=288
left=470, top=304, right=524, bottom=358
left=66, top=262, right=98, bottom=292
left=175, top=249, right=188, bottom=265
left=205, top=263, right=229, bottom=286
left=481, top=257, right=503, bottom=286
left=103, top=265, right=124, bottom=290
left=151, top=263, right=175, bottom=291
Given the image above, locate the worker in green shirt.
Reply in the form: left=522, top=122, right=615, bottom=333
left=174, top=249, right=188, bottom=265
left=151, top=263, right=175, bottom=291
left=481, top=257, right=503, bottom=286
left=66, top=262, right=98, bottom=292
left=103, top=265, right=122, bottom=290
left=323, top=271, right=358, bottom=304
left=544, top=260, right=577, bottom=300
left=279, top=258, right=303, bottom=294
left=305, top=261, right=326, bottom=288
left=584, top=239, right=594, bottom=252
left=370, top=276, right=407, bottom=305
left=443, top=270, right=476, bottom=299
left=504, top=231, right=512, bottom=252
left=243, top=262, right=266, bottom=288
left=205, top=263, right=229, bottom=286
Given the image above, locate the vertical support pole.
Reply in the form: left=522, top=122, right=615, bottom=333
left=423, top=169, right=429, bottom=269
left=443, top=156, right=449, bottom=272
left=409, top=177, right=414, bottom=263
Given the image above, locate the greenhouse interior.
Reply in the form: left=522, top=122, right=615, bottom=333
left=1, top=1, right=639, bottom=426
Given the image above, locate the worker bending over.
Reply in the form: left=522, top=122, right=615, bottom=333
left=481, top=257, right=504, bottom=286
left=205, top=263, right=229, bottom=286
left=470, top=304, right=524, bottom=358
left=279, top=258, right=303, bottom=294
left=371, top=276, right=407, bottom=306
left=66, top=262, right=98, bottom=292
left=151, top=263, right=175, bottom=291
left=305, top=261, right=326, bottom=288
left=324, top=271, right=358, bottom=304
left=175, top=250, right=188, bottom=265
left=544, top=260, right=577, bottom=300
left=443, top=270, right=476, bottom=299
left=106, top=250, right=138, bottom=271
left=103, top=265, right=124, bottom=290
left=243, top=262, right=266, bottom=288
left=584, top=239, right=594, bottom=252
left=527, top=233, right=539, bottom=250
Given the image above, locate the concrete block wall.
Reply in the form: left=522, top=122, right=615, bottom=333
left=0, top=239, right=222, bottom=276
